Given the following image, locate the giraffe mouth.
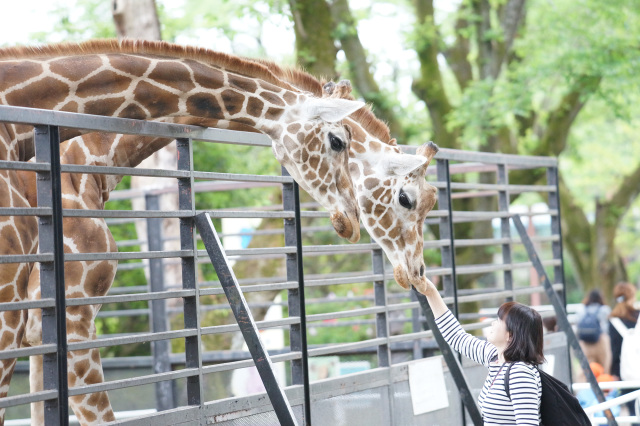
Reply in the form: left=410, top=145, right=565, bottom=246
left=393, top=265, right=428, bottom=293
left=329, top=211, right=360, bottom=243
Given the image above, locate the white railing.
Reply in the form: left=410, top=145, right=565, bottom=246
left=573, top=381, right=640, bottom=425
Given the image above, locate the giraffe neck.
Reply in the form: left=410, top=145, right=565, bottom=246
left=0, top=51, right=300, bottom=160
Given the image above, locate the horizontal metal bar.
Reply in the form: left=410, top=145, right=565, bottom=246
left=0, top=298, right=55, bottom=312
left=0, top=160, right=49, bottom=172
left=306, top=306, right=384, bottom=323
left=200, top=351, right=302, bottom=375
left=400, top=145, right=557, bottom=167
left=0, top=105, right=272, bottom=146
left=60, top=164, right=190, bottom=178
left=191, top=171, right=292, bottom=183
left=0, top=344, right=57, bottom=361
left=307, top=337, right=388, bottom=357
left=456, top=259, right=561, bottom=275
left=65, top=250, right=193, bottom=262
left=202, top=210, right=295, bottom=219
left=0, top=390, right=58, bottom=410
left=62, top=209, right=192, bottom=219
left=200, top=317, right=300, bottom=336
left=68, top=329, right=198, bottom=351
left=199, top=281, right=298, bottom=296
left=65, top=289, right=196, bottom=307
left=68, top=367, right=200, bottom=396
left=0, top=207, right=51, bottom=216
left=0, top=253, right=53, bottom=264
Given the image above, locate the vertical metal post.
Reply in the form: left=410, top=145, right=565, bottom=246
left=282, top=167, right=310, bottom=425
left=176, top=138, right=204, bottom=407
left=145, top=193, right=175, bottom=411
left=410, top=290, right=422, bottom=360
left=546, top=167, right=566, bottom=306
left=436, top=159, right=458, bottom=317
left=372, top=248, right=390, bottom=367
left=497, top=164, right=513, bottom=301
left=34, top=125, right=69, bottom=426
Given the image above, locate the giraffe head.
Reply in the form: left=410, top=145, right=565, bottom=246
left=269, top=96, right=364, bottom=243
left=323, top=81, right=439, bottom=292
left=370, top=142, right=439, bottom=292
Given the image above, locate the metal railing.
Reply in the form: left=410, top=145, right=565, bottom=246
left=0, top=105, right=568, bottom=425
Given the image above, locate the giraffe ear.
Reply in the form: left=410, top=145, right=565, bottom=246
left=303, top=98, right=365, bottom=122
left=382, top=152, right=427, bottom=176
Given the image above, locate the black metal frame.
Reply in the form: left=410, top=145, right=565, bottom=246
left=0, top=105, right=576, bottom=425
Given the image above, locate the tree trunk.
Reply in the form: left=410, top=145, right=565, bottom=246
left=289, top=0, right=337, bottom=79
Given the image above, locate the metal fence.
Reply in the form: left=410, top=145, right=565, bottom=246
left=0, top=105, right=568, bottom=425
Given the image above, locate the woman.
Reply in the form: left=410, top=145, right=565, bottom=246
left=575, top=289, right=612, bottom=374
left=419, top=280, right=543, bottom=425
left=608, top=282, right=639, bottom=424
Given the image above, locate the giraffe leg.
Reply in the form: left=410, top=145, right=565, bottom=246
left=0, top=218, right=34, bottom=425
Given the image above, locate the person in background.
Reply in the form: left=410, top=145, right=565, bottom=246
left=575, top=289, right=612, bottom=373
left=609, top=282, right=640, bottom=424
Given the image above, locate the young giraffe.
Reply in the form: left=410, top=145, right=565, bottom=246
left=0, top=38, right=368, bottom=424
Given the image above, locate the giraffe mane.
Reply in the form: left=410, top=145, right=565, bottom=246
left=249, top=57, right=392, bottom=144
left=0, top=38, right=300, bottom=93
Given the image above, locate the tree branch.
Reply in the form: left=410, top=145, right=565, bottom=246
left=608, top=158, right=640, bottom=223
left=558, top=173, right=592, bottom=286
left=536, top=76, right=601, bottom=157
left=495, top=0, right=526, bottom=76
left=329, top=0, right=405, bottom=140
left=471, top=0, right=495, bottom=79
left=443, top=10, right=473, bottom=91
left=411, top=0, right=457, bottom=148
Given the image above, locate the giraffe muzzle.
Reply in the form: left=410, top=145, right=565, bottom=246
left=329, top=210, right=360, bottom=243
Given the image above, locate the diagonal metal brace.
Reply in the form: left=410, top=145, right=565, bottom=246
left=512, top=214, right=617, bottom=426
left=195, top=212, right=298, bottom=426
left=412, top=287, right=484, bottom=425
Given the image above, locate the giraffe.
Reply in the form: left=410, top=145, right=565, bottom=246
left=0, top=38, right=368, bottom=424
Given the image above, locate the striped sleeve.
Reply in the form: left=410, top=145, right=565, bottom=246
left=435, top=310, right=496, bottom=366
left=508, top=363, right=541, bottom=425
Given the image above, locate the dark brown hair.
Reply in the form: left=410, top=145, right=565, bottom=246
left=582, top=289, right=605, bottom=306
left=497, top=301, right=545, bottom=365
left=610, top=282, right=638, bottom=322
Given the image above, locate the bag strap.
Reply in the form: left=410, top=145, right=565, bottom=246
left=504, top=362, right=515, bottom=400
left=610, top=317, right=629, bottom=338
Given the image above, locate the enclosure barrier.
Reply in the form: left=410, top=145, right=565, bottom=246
left=0, top=105, right=573, bottom=425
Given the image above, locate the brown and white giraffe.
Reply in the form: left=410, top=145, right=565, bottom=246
left=0, top=38, right=367, bottom=424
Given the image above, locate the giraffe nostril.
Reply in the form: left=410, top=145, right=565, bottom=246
left=420, top=265, right=425, bottom=276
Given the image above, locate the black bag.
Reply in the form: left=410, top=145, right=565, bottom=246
left=576, top=305, right=602, bottom=343
left=505, top=363, right=591, bottom=426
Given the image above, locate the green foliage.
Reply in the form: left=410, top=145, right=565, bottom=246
left=30, top=0, right=116, bottom=42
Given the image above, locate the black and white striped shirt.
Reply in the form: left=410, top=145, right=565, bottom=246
left=436, top=310, right=542, bottom=425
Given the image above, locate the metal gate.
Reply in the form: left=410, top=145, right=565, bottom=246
left=0, top=105, right=571, bottom=425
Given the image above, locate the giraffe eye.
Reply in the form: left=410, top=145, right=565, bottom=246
left=328, top=132, right=345, bottom=152
left=399, top=189, right=413, bottom=209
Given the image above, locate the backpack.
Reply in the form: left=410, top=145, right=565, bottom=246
left=505, top=363, right=591, bottom=426
left=576, top=305, right=602, bottom=343
left=610, top=316, right=640, bottom=381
